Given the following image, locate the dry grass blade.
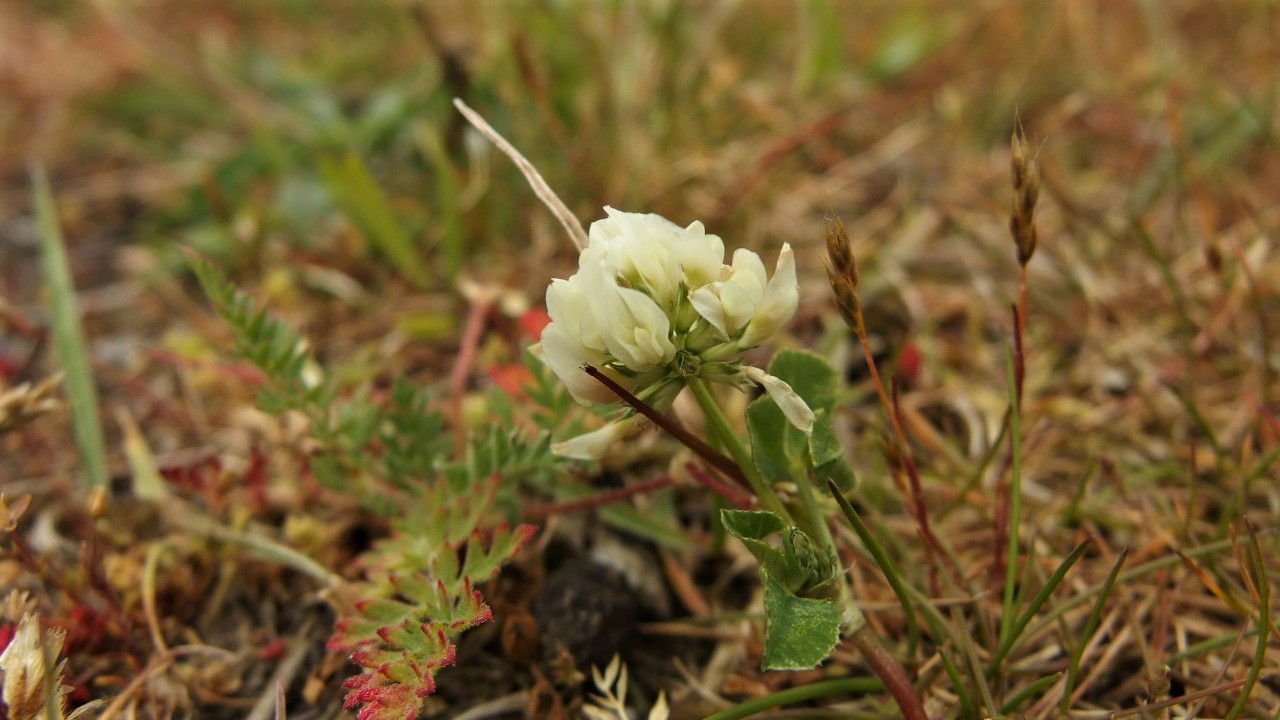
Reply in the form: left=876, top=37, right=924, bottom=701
left=452, top=98, right=589, bottom=251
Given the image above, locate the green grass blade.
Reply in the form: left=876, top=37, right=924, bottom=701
left=1225, top=522, right=1271, bottom=720
left=900, top=582, right=979, bottom=719
left=987, top=538, right=1092, bottom=675
left=317, top=151, right=431, bottom=288
left=701, top=677, right=884, bottom=720
left=1060, top=546, right=1129, bottom=715
left=827, top=478, right=920, bottom=656
left=998, top=673, right=1060, bottom=716
left=33, top=166, right=109, bottom=490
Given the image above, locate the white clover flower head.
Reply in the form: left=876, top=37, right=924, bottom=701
left=538, top=207, right=810, bottom=458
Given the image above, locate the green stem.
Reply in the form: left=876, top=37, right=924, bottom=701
left=687, top=377, right=789, bottom=520
left=702, top=677, right=884, bottom=720
left=828, top=479, right=919, bottom=657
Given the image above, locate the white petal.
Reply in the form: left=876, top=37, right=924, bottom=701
left=744, top=366, right=814, bottom=434
left=668, top=220, right=725, bottom=288
left=741, top=243, right=799, bottom=347
left=720, top=254, right=764, bottom=334
left=539, top=325, right=615, bottom=405
left=547, top=275, right=604, bottom=352
left=597, top=283, right=675, bottom=372
left=551, top=415, right=647, bottom=460
left=589, top=207, right=684, bottom=309
left=689, top=284, right=729, bottom=337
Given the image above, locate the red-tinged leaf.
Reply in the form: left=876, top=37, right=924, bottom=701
left=488, top=363, right=536, bottom=397
left=518, top=307, right=552, bottom=339
left=331, top=484, right=537, bottom=718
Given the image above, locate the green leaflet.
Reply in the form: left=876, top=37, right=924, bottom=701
left=746, top=349, right=855, bottom=491
left=722, top=509, right=842, bottom=670
left=761, top=570, right=843, bottom=670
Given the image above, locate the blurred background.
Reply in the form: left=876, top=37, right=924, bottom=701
left=1, top=2, right=1277, bottom=717
left=5, top=0, right=1276, bottom=470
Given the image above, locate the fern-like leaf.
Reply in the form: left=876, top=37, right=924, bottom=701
left=188, top=252, right=332, bottom=416
left=329, top=521, right=535, bottom=720
left=328, top=474, right=536, bottom=720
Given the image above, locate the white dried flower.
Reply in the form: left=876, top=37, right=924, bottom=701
left=539, top=207, right=810, bottom=458
left=0, top=614, right=69, bottom=720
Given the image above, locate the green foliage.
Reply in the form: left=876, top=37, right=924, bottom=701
left=316, top=152, right=431, bottom=288
left=33, top=167, right=109, bottom=489
left=330, top=478, right=535, bottom=720
left=189, top=251, right=332, bottom=416
left=721, top=509, right=841, bottom=670
left=746, top=349, right=855, bottom=492
left=191, top=256, right=563, bottom=719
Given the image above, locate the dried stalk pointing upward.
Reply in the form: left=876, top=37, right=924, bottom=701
left=824, top=216, right=944, bottom=582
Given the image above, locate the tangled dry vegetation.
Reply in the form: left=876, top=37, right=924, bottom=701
left=2, top=2, right=1278, bottom=719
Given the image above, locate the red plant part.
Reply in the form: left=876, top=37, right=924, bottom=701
left=517, top=307, right=552, bottom=339
left=328, top=522, right=536, bottom=720
left=487, top=363, right=536, bottom=398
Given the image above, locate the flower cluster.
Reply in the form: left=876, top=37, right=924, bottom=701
left=540, top=207, right=813, bottom=458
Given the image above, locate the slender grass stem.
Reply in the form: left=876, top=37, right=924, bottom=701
left=998, top=347, right=1024, bottom=647
left=1061, top=546, right=1129, bottom=715
left=701, top=677, right=884, bottom=720
left=998, top=673, right=1059, bottom=716
left=828, top=479, right=920, bottom=657
left=987, top=537, right=1092, bottom=675
left=1225, top=520, right=1271, bottom=720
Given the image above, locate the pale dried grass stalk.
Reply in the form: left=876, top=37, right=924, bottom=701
left=452, top=98, right=589, bottom=251
left=1010, top=123, right=1040, bottom=267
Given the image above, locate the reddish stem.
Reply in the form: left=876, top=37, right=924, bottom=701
left=583, top=366, right=751, bottom=492
left=685, top=461, right=754, bottom=508
left=524, top=474, right=675, bottom=517
left=849, top=625, right=928, bottom=720
left=850, top=311, right=942, bottom=566
left=449, top=292, right=494, bottom=455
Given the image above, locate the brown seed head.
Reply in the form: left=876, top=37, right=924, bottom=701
left=824, top=216, right=862, bottom=330
left=1009, top=125, right=1040, bottom=266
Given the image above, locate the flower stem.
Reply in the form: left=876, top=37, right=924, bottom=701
left=686, top=377, right=790, bottom=521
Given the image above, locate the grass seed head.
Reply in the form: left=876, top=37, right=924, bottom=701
left=1009, top=125, right=1040, bottom=267
left=824, top=216, right=862, bottom=330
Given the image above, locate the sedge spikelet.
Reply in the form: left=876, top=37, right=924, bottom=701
left=1009, top=124, right=1040, bottom=267
left=824, top=216, right=861, bottom=328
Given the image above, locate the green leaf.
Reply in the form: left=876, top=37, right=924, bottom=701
left=767, top=349, right=840, bottom=411
left=721, top=509, right=835, bottom=596
left=747, top=349, right=854, bottom=490
left=761, top=570, right=842, bottom=670
left=34, top=167, right=109, bottom=490
left=810, top=409, right=856, bottom=491
left=746, top=396, right=793, bottom=483
left=317, top=151, right=431, bottom=288
left=721, top=507, right=788, bottom=539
